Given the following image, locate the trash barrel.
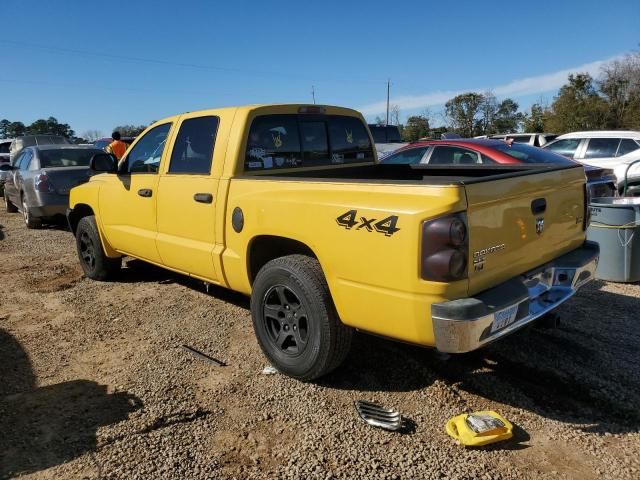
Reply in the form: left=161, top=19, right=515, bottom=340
left=587, top=197, right=640, bottom=282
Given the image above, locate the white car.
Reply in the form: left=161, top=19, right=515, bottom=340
left=544, top=131, right=640, bottom=195
left=484, top=133, right=558, bottom=147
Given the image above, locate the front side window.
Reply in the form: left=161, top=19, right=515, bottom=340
left=124, top=123, right=171, bottom=174
left=544, top=138, right=581, bottom=158
left=380, top=146, right=429, bottom=164
left=584, top=138, right=620, bottom=159
left=245, top=114, right=373, bottom=171
left=428, top=146, right=488, bottom=165
left=618, top=139, right=640, bottom=156
left=169, top=116, right=219, bottom=174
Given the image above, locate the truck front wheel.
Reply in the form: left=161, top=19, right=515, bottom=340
left=75, top=216, right=121, bottom=281
left=250, top=255, right=352, bottom=381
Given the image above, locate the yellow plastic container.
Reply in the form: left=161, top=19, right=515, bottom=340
left=446, top=411, right=513, bottom=447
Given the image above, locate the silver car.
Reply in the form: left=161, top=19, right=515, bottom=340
left=0, top=139, right=13, bottom=195
left=2, top=145, right=102, bottom=228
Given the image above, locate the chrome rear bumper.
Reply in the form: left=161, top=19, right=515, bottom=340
left=432, top=241, right=599, bottom=353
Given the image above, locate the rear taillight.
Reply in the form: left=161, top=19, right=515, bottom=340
left=35, top=173, right=53, bottom=192
left=584, top=183, right=591, bottom=230
left=421, top=213, right=468, bottom=282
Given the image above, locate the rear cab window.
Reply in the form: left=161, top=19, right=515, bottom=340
left=245, top=114, right=373, bottom=172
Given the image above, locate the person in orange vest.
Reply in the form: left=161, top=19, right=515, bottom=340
left=105, top=131, right=128, bottom=160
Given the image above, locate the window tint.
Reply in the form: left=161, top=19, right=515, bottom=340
left=380, top=147, right=429, bottom=164
left=12, top=152, right=25, bottom=168
left=327, top=116, right=373, bottom=164
left=124, top=123, right=171, bottom=174
left=386, top=126, right=402, bottom=143
left=428, top=146, right=487, bottom=165
left=0, top=143, right=10, bottom=154
left=169, top=116, right=219, bottom=174
left=39, top=149, right=99, bottom=168
left=584, top=138, right=620, bottom=159
left=245, top=114, right=374, bottom=171
left=300, top=121, right=329, bottom=166
left=544, top=138, right=581, bottom=158
left=618, top=138, right=640, bottom=156
left=493, top=143, right=574, bottom=164
left=368, top=125, right=387, bottom=143
left=246, top=115, right=301, bottom=170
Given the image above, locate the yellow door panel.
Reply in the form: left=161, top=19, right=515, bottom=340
left=98, top=174, right=162, bottom=263
left=156, top=175, right=219, bottom=281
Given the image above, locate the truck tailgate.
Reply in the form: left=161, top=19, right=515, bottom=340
left=465, top=167, right=586, bottom=295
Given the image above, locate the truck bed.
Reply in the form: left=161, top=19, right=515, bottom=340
left=239, top=163, right=579, bottom=185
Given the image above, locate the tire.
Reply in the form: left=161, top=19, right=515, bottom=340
left=22, top=196, right=41, bottom=229
left=250, top=254, right=352, bottom=381
left=4, top=191, right=17, bottom=213
left=75, top=215, right=121, bottom=280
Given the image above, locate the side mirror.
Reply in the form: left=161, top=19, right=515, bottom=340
left=0, top=163, right=13, bottom=172
left=90, top=153, right=118, bottom=173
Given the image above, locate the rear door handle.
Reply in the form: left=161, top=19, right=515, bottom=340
left=194, top=193, right=213, bottom=204
left=137, top=188, right=152, bottom=198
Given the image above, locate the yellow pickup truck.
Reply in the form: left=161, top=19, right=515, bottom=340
left=68, top=104, right=599, bottom=380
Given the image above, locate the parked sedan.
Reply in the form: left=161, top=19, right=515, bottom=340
left=2, top=145, right=102, bottom=228
left=380, top=139, right=618, bottom=198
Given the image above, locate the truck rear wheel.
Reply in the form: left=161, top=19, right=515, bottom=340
left=75, top=216, right=121, bottom=281
left=250, top=255, right=352, bottom=381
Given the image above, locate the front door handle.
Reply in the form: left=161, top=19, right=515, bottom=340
left=137, top=188, right=152, bottom=198
left=193, top=193, right=213, bottom=204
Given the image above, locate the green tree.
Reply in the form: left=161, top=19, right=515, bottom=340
left=445, top=92, right=484, bottom=137
left=5, top=121, right=26, bottom=138
left=544, top=73, right=608, bottom=133
left=401, top=115, right=430, bottom=141
left=522, top=103, right=547, bottom=133
left=112, top=124, right=147, bottom=137
left=598, top=52, right=640, bottom=129
left=493, top=98, right=523, bottom=133
left=26, top=117, right=75, bottom=138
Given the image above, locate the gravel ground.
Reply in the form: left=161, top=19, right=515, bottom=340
left=0, top=208, right=639, bottom=479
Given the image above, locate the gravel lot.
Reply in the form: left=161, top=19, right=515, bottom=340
left=1, top=208, right=639, bottom=479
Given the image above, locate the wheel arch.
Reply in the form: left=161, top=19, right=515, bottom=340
left=68, top=203, right=95, bottom=235
left=247, top=235, right=319, bottom=286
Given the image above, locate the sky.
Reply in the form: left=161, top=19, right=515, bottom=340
left=1, top=0, right=638, bottom=137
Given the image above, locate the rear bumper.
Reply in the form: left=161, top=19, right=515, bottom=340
left=431, top=241, right=599, bottom=353
left=28, top=193, right=69, bottom=218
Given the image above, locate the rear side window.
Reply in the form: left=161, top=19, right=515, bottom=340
left=19, top=150, right=33, bottom=170
left=618, top=139, right=640, bottom=156
left=428, top=146, right=494, bottom=165
left=584, top=138, right=620, bottom=159
left=380, top=146, right=429, bottom=164
left=169, top=116, right=219, bottom=174
left=544, top=138, right=581, bottom=158
left=507, top=135, right=531, bottom=144
left=245, top=114, right=373, bottom=171
left=494, top=143, right=574, bottom=164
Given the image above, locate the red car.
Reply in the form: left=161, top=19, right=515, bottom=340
left=380, top=139, right=617, bottom=197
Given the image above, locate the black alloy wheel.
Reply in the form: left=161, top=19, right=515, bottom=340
left=262, top=285, right=310, bottom=356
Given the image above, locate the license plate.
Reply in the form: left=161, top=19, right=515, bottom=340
left=491, top=305, right=518, bottom=333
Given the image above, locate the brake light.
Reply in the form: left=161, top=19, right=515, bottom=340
left=421, top=213, right=469, bottom=281
left=298, top=106, right=326, bottom=114
left=35, top=173, right=53, bottom=192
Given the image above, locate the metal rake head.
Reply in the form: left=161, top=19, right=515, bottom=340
left=354, top=400, right=403, bottom=432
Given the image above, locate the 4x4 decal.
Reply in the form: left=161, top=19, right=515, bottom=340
left=336, top=209, right=400, bottom=237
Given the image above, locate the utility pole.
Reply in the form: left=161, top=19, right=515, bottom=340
left=311, top=85, right=316, bottom=104
left=386, top=79, right=390, bottom=125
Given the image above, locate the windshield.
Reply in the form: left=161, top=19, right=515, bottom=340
left=39, top=149, right=99, bottom=168
left=494, top=143, right=575, bottom=165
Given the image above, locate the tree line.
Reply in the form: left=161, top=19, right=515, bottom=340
left=378, top=51, right=640, bottom=142
left=0, top=118, right=148, bottom=143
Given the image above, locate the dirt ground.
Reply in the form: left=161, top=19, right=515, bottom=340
left=0, top=208, right=639, bottom=479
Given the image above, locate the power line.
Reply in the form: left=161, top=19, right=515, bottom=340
left=0, top=40, right=387, bottom=86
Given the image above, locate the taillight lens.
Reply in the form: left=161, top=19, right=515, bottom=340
left=421, top=213, right=469, bottom=281
left=35, top=173, right=53, bottom=192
